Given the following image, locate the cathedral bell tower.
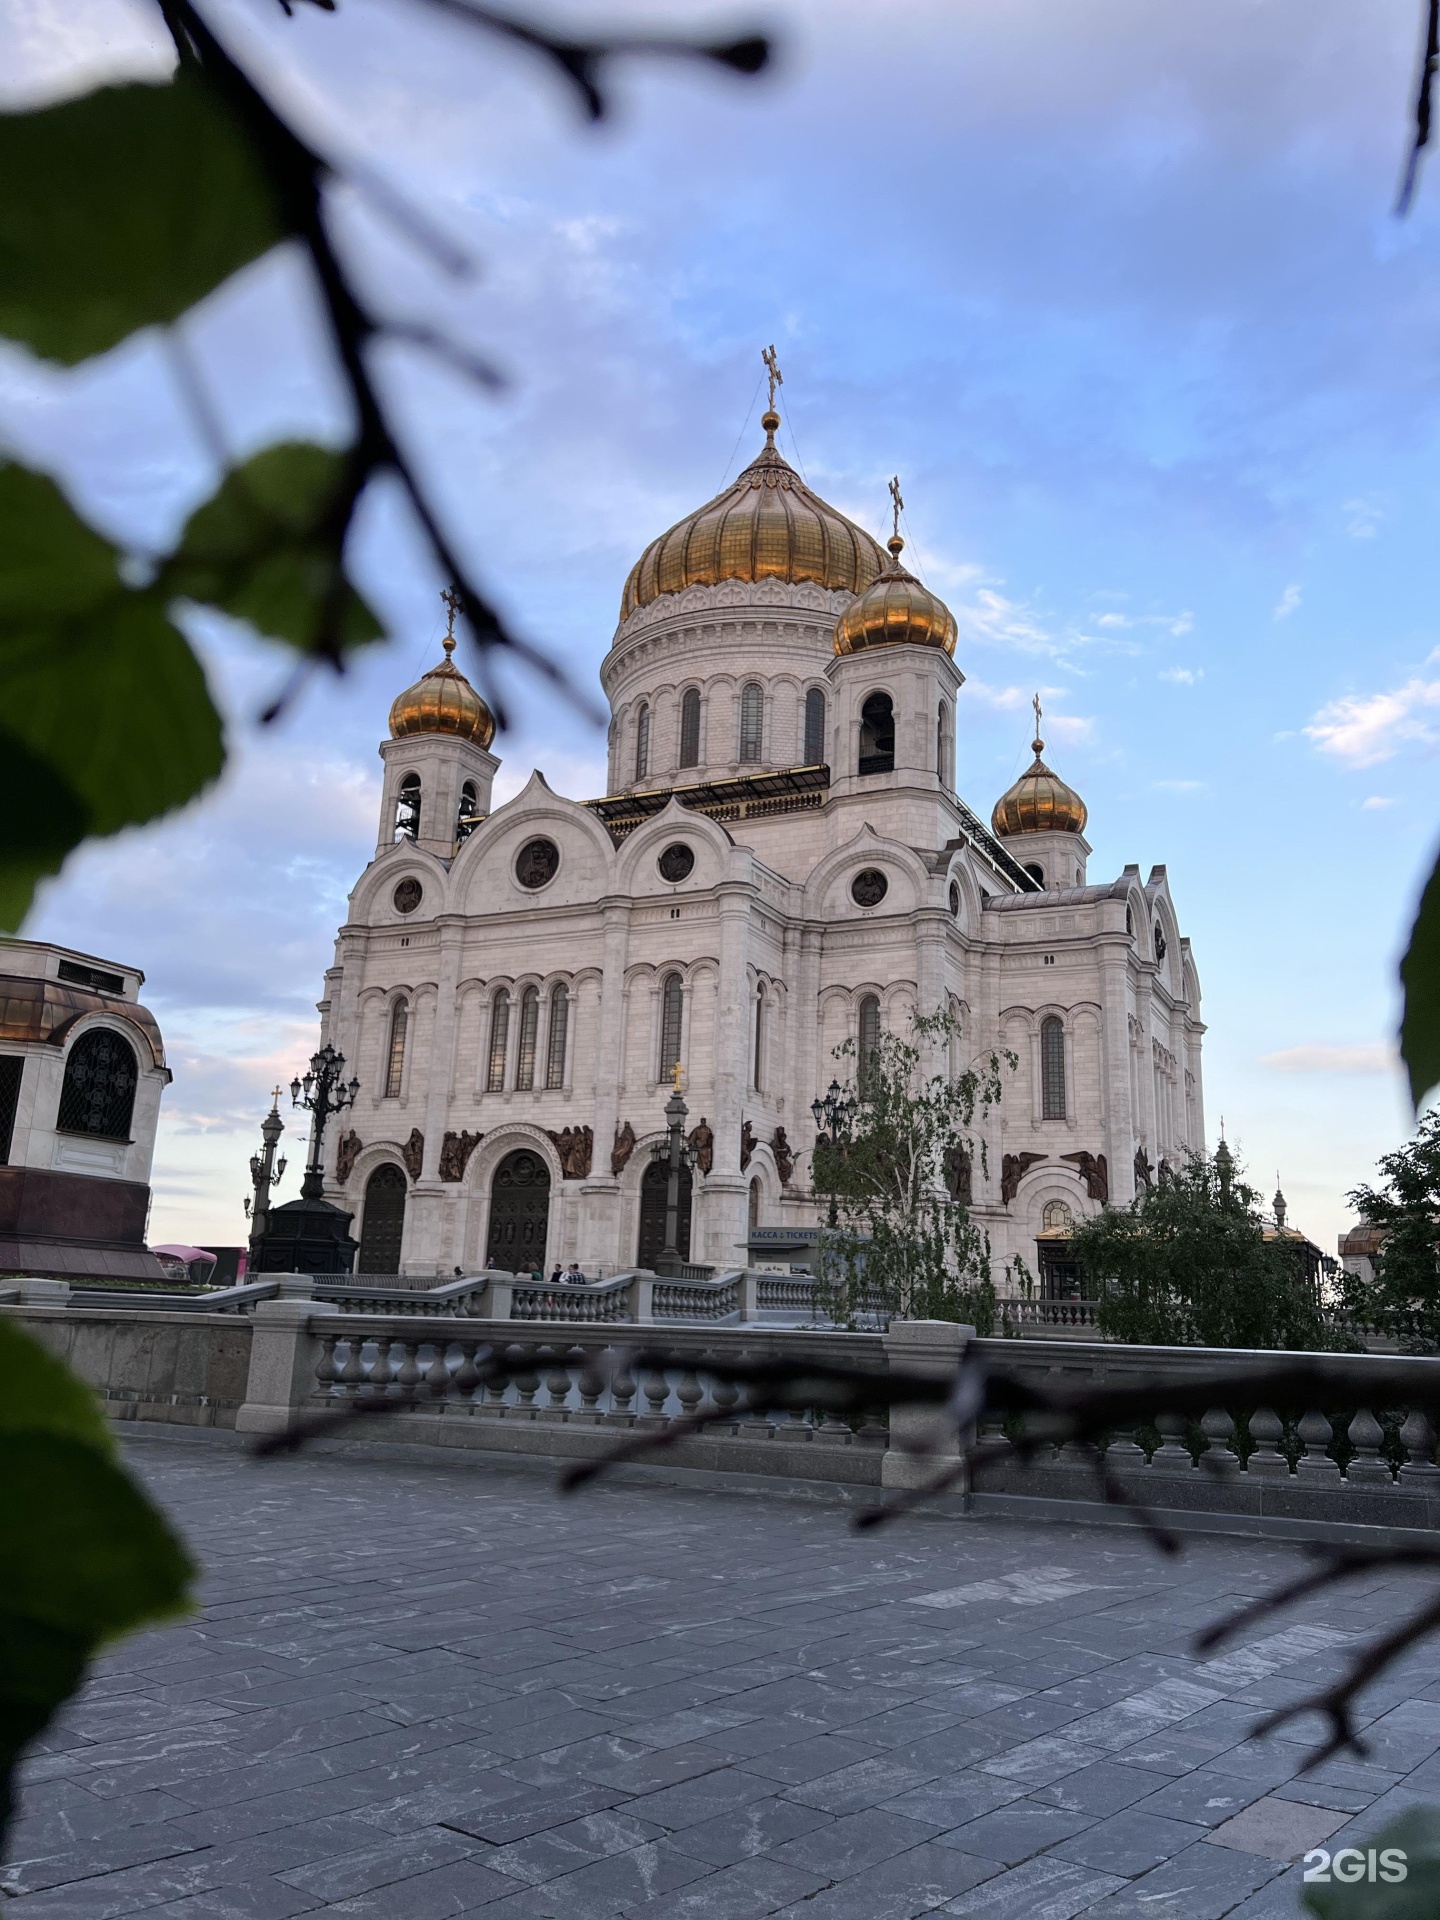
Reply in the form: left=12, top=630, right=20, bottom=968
left=990, top=697, right=1090, bottom=890
left=378, top=591, right=500, bottom=860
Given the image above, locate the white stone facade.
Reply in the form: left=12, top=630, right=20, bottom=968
left=317, top=571, right=1205, bottom=1283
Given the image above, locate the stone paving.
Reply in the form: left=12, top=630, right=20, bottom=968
left=9, top=1433, right=1440, bottom=1920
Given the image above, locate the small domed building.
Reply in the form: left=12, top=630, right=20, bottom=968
left=314, top=400, right=1205, bottom=1284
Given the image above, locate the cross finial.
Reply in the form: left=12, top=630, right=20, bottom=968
left=671, top=1059, right=685, bottom=1092
left=441, top=584, right=463, bottom=658
left=888, top=474, right=904, bottom=547
left=270, top=1085, right=283, bottom=1107
left=1032, top=691, right=1044, bottom=754
left=762, top=344, right=783, bottom=415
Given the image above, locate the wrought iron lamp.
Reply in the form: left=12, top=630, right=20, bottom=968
left=810, top=1079, right=856, bottom=1229
left=290, top=1042, right=360, bottom=1200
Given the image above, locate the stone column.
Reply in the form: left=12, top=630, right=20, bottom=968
left=880, top=1318, right=973, bottom=1490
left=579, top=899, right=631, bottom=1267
left=235, top=1277, right=339, bottom=1435
left=1099, top=936, right=1136, bottom=1205
left=704, top=881, right=752, bottom=1263
left=1134, top=967, right=1157, bottom=1167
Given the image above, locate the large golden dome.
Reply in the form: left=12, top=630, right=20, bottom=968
left=833, top=535, right=957, bottom=655
left=388, top=634, right=495, bottom=749
left=992, top=719, right=1087, bottom=837
left=620, top=410, right=887, bottom=620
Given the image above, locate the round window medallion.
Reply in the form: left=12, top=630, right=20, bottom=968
left=851, top=868, right=888, bottom=908
left=949, top=881, right=961, bottom=917
left=393, top=877, right=423, bottom=915
left=658, top=843, right=695, bottom=883
left=515, top=838, right=560, bottom=890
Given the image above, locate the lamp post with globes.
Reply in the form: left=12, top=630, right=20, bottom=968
left=290, top=1043, right=360, bottom=1200
left=243, top=1088, right=288, bottom=1257
left=810, top=1079, right=856, bottom=1231
left=651, top=1074, right=697, bottom=1277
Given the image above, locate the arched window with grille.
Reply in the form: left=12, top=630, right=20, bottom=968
left=739, top=683, right=764, bottom=764
left=515, top=986, right=540, bottom=1090
left=752, top=988, right=764, bottom=1091
left=803, top=687, right=827, bottom=767
left=455, top=780, right=480, bottom=843
left=383, top=999, right=408, bottom=1097
left=546, top=983, right=569, bottom=1090
left=634, top=703, right=650, bottom=781
left=679, top=688, right=701, bottom=768
left=1041, top=1015, right=1067, bottom=1120
left=486, top=991, right=510, bottom=1091
left=56, top=1028, right=138, bottom=1139
left=658, top=973, right=684, bottom=1083
left=858, top=692, right=895, bottom=775
left=858, top=994, right=881, bottom=1092
left=394, top=772, right=421, bottom=841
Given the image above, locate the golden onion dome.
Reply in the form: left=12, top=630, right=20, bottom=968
left=991, top=719, right=1087, bottom=837
left=832, top=534, right=958, bottom=656
left=620, top=409, right=888, bottom=620
left=388, top=633, right=495, bottom=749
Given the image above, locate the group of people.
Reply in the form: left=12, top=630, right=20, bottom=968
left=546, top=1262, right=589, bottom=1286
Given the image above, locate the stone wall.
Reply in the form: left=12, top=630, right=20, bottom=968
left=5, top=1304, right=253, bottom=1427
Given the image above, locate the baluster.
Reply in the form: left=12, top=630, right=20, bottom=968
left=607, top=1356, right=637, bottom=1424
left=512, top=1347, right=540, bottom=1414
left=1200, top=1408, right=1239, bottom=1474
left=639, top=1365, right=671, bottom=1426
left=1399, top=1410, right=1440, bottom=1483
left=545, top=1348, right=574, bottom=1412
left=424, top=1342, right=451, bottom=1399
left=394, top=1339, right=423, bottom=1397
left=368, top=1336, right=395, bottom=1398
left=976, top=1413, right=1012, bottom=1463
left=1245, top=1406, right=1290, bottom=1477
left=855, top=1403, right=888, bottom=1445
left=1056, top=1435, right=1095, bottom=1468
left=339, top=1334, right=366, bottom=1395
left=1344, top=1408, right=1394, bottom=1486
left=483, top=1345, right=513, bottom=1413
left=710, top=1373, right=741, bottom=1429
left=314, top=1331, right=340, bottom=1396
left=452, top=1338, right=481, bottom=1405
left=1295, top=1409, right=1342, bottom=1484
left=576, top=1353, right=606, bottom=1421
left=676, top=1367, right=705, bottom=1421
left=1103, top=1423, right=1145, bottom=1472
left=1150, top=1410, right=1195, bottom=1471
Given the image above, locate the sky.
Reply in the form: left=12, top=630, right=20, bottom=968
left=5, top=0, right=1440, bottom=1254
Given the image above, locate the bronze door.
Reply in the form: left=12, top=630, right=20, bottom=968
left=486, top=1149, right=551, bottom=1273
left=357, top=1163, right=406, bottom=1273
left=636, top=1158, right=692, bottom=1270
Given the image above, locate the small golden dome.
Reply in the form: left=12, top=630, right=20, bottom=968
left=620, top=412, right=887, bottom=620
left=832, top=534, right=957, bottom=656
left=388, top=633, right=495, bottom=749
left=992, top=717, right=1087, bottom=837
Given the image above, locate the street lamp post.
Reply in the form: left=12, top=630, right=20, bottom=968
left=651, top=1080, right=696, bottom=1278
left=290, top=1043, right=361, bottom=1199
left=810, top=1078, right=856, bottom=1231
left=243, top=1087, right=288, bottom=1253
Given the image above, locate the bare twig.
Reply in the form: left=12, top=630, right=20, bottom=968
left=1399, top=0, right=1440, bottom=213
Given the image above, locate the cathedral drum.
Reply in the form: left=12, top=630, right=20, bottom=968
left=486, top=1149, right=552, bottom=1273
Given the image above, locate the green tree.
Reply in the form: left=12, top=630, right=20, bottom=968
left=1070, top=1144, right=1331, bottom=1350
left=812, top=1010, right=1006, bottom=1331
left=1341, top=1109, right=1440, bottom=1352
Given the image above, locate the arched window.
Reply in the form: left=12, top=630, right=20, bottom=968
left=1041, top=1015, right=1066, bottom=1120
left=803, top=687, right=827, bottom=767
left=383, top=999, right=408, bottom=1098
left=486, top=990, right=510, bottom=1092
left=634, top=702, right=650, bottom=781
left=515, top=986, right=540, bottom=1090
left=56, top=1028, right=138, bottom=1139
left=679, top=688, right=701, bottom=768
left=739, top=683, right=764, bottom=764
left=752, top=988, right=764, bottom=1091
left=858, top=994, right=881, bottom=1092
left=546, top=983, right=569, bottom=1090
left=1043, top=1199, right=1074, bottom=1231
left=659, top=973, right=684, bottom=1083
left=1024, top=862, right=1045, bottom=887
left=455, top=780, right=480, bottom=843
left=394, top=773, right=421, bottom=841
left=858, top=693, right=894, bottom=775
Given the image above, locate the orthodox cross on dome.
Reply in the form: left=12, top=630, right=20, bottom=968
left=440, top=584, right=462, bottom=658
left=762, top=343, right=783, bottom=413
left=888, top=474, right=904, bottom=551
left=1032, top=690, right=1044, bottom=754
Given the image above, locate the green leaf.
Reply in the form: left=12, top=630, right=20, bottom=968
left=0, top=74, right=283, bottom=365
left=1400, top=847, right=1440, bottom=1111
left=1303, top=1806, right=1440, bottom=1916
left=162, top=442, right=384, bottom=654
left=0, top=1324, right=194, bottom=1847
left=0, top=732, right=91, bottom=932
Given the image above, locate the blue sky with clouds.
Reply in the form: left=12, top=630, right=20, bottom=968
left=7, top=0, right=1440, bottom=1252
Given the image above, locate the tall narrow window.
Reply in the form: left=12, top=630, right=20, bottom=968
left=858, top=995, right=881, bottom=1092
left=394, top=773, right=421, bottom=841
left=546, top=983, right=569, bottom=1090
left=486, top=991, right=510, bottom=1092
left=752, top=989, right=764, bottom=1091
left=56, top=1030, right=137, bottom=1139
left=858, top=693, right=895, bottom=775
left=679, top=688, right=701, bottom=768
left=634, top=703, right=650, bottom=781
left=515, top=986, right=540, bottom=1090
left=659, top=973, right=684, bottom=1083
left=455, top=780, right=480, bottom=843
left=1041, top=1015, right=1066, bottom=1120
left=0, top=1055, right=22, bottom=1164
left=803, top=687, right=826, bottom=766
left=739, top=683, right=764, bottom=763
left=384, top=999, right=408, bottom=1097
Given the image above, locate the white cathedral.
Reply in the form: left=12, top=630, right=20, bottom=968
left=314, top=394, right=1206, bottom=1285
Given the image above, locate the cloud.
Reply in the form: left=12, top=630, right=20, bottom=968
left=1153, top=778, right=1204, bottom=792
left=1344, top=498, right=1384, bottom=540
left=1160, top=667, right=1201, bottom=685
left=1362, top=795, right=1396, bottom=810
left=1261, top=1043, right=1398, bottom=1074
left=1305, top=675, right=1440, bottom=766
left=1273, top=583, right=1302, bottom=620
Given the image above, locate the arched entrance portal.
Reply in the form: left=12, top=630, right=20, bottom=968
left=357, top=1163, right=406, bottom=1273
left=486, top=1150, right=551, bottom=1273
left=637, top=1158, right=692, bottom=1270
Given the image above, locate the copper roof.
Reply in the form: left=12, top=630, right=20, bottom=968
left=833, top=537, right=958, bottom=656
left=389, top=634, right=495, bottom=748
left=0, top=975, right=165, bottom=1066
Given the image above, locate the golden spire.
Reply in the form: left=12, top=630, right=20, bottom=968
left=761, top=343, right=783, bottom=438
left=440, top=584, right=462, bottom=660
left=887, top=474, right=905, bottom=560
